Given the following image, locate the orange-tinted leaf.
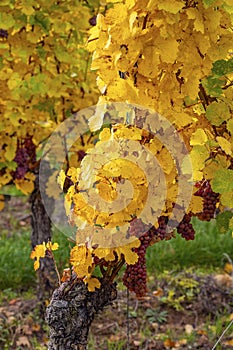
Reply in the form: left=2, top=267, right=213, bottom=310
left=61, top=268, right=71, bottom=282
left=164, top=338, right=176, bottom=348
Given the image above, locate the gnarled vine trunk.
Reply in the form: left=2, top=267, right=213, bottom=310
left=46, top=277, right=117, bottom=350
left=30, top=166, right=57, bottom=301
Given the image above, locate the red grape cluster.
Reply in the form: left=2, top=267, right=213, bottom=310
left=123, top=217, right=169, bottom=297
left=177, top=213, right=195, bottom=240
left=14, top=137, right=36, bottom=179
left=123, top=218, right=152, bottom=297
left=0, top=29, right=8, bottom=39
left=156, top=215, right=169, bottom=240
left=123, top=254, right=147, bottom=297
left=14, top=147, right=30, bottom=179
left=194, top=180, right=219, bottom=221
left=89, top=15, right=97, bottom=26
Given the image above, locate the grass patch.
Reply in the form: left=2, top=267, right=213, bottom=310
left=0, top=231, right=35, bottom=290
left=146, top=217, right=233, bottom=274
left=0, top=227, right=72, bottom=291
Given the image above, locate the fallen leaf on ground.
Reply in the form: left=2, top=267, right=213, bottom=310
left=153, top=288, right=164, bottom=297
left=133, top=340, right=141, bottom=346
left=214, top=274, right=233, bottom=288
left=185, top=324, right=194, bottom=334
left=16, top=336, right=31, bottom=348
left=223, top=339, right=233, bottom=346
left=224, top=262, right=233, bottom=275
left=164, top=338, right=176, bottom=348
left=9, top=298, right=21, bottom=305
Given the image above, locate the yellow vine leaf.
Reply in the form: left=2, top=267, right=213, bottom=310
left=93, top=247, right=116, bottom=261
left=188, top=193, right=204, bottom=214
left=94, top=238, right=140, bottom=265
left=216, top=136, right=232, bottom=156
left=73, top=192, right=96, bottom=225
left=67, top=167, right=80, bottom=184
left=15, top=173, right=35, bottom=195
left=57, top=169, right=66, bottom=190
left=30, top=241, right=59, bottom=271
left=0, top=195, right=5, bottom=211
left=4, top=137, right=17, bottom=161
left=190, top=128, right=208, bottom=146
left=88, top=97, right=108, bottom=132
left=96, top=180, right=118, bottom=202
left=85, top=276, right=101, bottom=292
left=189, top=146, right=209, bottom=181
left=115, top=239, right=140, bottom=264
left=46, top=242, right=59, bottom=251
left=113, top=124, right=142, bottom=141
left=99, top=127, right=111, bottom=141
left=158, top=1, right=183, bottom=14
left=70, top=244, right=93, bottom=278
left=0, top=170, right=12, bottom=187
left=64, top=185, right=75, bottom=216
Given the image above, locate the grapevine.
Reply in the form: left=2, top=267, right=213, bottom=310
left=177, top=213, right=195, bottom=241
left=27, top=0, right=233, bottom=301
left=194, top=180, right=219, bottom=221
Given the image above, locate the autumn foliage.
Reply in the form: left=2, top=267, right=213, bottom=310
left=0, top=0, right=100, bottom=207
left=2, top=0, right=233, bottom=297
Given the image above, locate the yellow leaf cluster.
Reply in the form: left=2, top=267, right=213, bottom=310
left=70, top=244, right=93, bottom=279
left=15, top=173, right=35, bottom=195
left=0, top=1, right=100, bottom=192
left=30, top=241, right=59, bottom=271
left=69, top=244, right=102, bottom=291
left=94, top=238, right=140, bottom=265
left=62, top=122, right=181, bottom=231
left=88, top=0, right=233, bottom=204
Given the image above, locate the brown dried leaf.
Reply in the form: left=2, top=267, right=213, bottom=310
left=16, top=336, right=31, bottom=348
left=224, top=262, right=233, bottom=275
left=214, top=274, right=233, bottom=288
left=185, top=324, right=194, bottom=335
left=164, top=338, right=176, bottom=348
left=153, top=288, right=164, bottom=297
left=223, top=339, right=233, bottom=347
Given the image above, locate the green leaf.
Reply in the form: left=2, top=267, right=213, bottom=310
left=212, top=58, right=233, bottom=77
left=202, top=0, right=216, bottom=7
left=212, top=168, right=233, bottom=193
left=30, top=12, right=50, bottom=33
left=36, top=45, right=47, bottom=60
left=0, top=185, right=25, bottom=197
left=0, top=12, right=16, bottom=29
left=216, top=211, right=233, bottom=234
left=205, top=101, right=231, bottom=126
left=220, top=192, right=233, bottom=208
left=212, top=60, right=228, bottom=76
left=202, top=76, right=225, bottom=97
left=0, top=161, right=17, bottom=171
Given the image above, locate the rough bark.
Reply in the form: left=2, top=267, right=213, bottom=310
left=46, top=277, right=117, bottom=350
left=30, top=166, right=57, bottom=301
